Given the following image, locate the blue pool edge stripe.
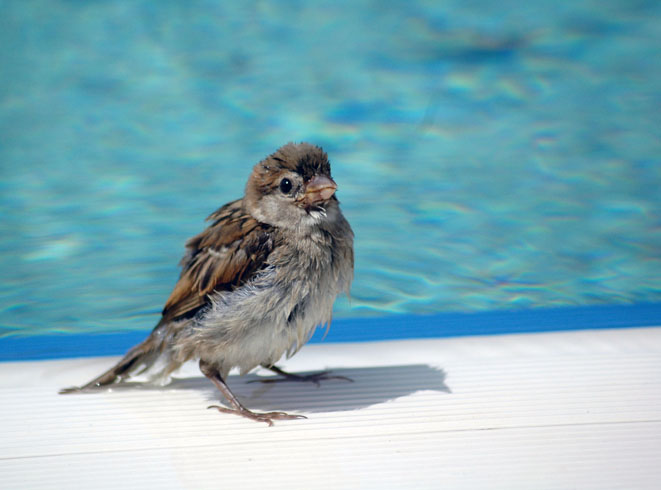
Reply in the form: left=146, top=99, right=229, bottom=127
left=1, top=302, right=660, bottom=362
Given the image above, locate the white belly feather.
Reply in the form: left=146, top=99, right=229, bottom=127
left=176, top=233, right=351, bottom=378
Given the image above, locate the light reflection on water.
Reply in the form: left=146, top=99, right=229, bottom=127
left=1, top=0, right=660, bottom=336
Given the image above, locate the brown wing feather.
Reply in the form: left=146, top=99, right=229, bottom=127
left=160, top=199, right=274, bottom=323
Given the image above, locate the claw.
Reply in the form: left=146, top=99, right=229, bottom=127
left=59, top=386, right=82, bottom=394
left=249, top=367, right=354, bottom=386
left=207, top=405, right=306, bottom=426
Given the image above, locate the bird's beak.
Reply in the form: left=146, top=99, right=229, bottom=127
left=303, top=175, right=337, bottom=205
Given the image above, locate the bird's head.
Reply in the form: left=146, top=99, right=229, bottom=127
left=244, top=143, right=340, bottom=231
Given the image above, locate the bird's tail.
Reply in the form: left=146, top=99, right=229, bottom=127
left=59, top=323, right=173, bottom=394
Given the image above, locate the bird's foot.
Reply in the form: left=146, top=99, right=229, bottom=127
left=250, top=367, right=353, bottom=387
left=207, top=405, right=306, bottom=426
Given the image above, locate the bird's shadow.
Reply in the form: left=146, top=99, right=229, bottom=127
left=164, top=364, right=450, bottom=413
left=97, top=364, right=449, bottom=413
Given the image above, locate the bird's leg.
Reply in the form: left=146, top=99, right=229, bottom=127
left=199, top=360, right=306, bottom=426
left=251, top=365, right=353, bottom=387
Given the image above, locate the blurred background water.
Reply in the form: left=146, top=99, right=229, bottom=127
left=1, top=0, right=660, bottom=337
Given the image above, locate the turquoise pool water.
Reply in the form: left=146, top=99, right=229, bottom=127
left=1, top=1, right=660, bottom=342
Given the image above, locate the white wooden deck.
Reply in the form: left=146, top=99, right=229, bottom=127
left=2, top=327, right=660, bottom=489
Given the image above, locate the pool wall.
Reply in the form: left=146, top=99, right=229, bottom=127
left=2, top=302, right=659, bottom=361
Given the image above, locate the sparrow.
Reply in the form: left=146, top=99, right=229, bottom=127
left=61, top=142, right=354, bottom=425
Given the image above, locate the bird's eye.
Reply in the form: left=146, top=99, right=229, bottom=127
left=279, top=178, right=292, bottom=194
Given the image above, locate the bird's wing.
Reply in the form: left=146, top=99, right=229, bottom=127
left=160, top=199, right=274, bottom=323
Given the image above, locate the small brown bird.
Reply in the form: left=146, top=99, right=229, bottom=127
left=61, top=143, right=354, bottom=425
